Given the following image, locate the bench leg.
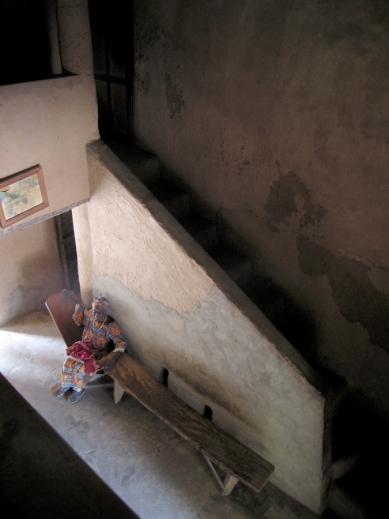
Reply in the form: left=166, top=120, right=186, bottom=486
left=84, top=372, right=114, bottom=389
left=221, top=474, right=239, bottom=496
left=114, top=381, right=125, bottom=404
left=202, top=452, right=239, bottom=496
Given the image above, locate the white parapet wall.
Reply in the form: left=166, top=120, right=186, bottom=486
left=73, top=140, right=330, bottom=513
left=0, top=74, right=98, bottom=237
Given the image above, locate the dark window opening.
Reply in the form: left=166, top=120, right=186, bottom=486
left=89, top=0, right=134, bottom=142
left=0, top=0, right=52, bottom=86
left=55, top=211, right=80, bottom=296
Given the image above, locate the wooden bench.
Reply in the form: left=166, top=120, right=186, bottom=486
left=45, top=290, right=83, bottom=348
left=46, top=291, right=274, bottom=496
left=98, top=353, right=274, bottom=496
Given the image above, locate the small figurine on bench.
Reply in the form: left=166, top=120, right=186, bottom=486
left=55, top=294, right=127, bottom=404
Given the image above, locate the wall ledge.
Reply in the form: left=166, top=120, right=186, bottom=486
left=0, top=199, right=88, bottom=240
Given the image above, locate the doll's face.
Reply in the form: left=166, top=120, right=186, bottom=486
left=93, top=306, right=107, bottom=324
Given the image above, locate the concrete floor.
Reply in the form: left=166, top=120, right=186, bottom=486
left=0, top=309, right=319, bottom=519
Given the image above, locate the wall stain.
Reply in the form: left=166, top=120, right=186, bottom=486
left=139, top=72, right=150, bottom=95
left=264, top=170, right=389, bottom=354
left=0, top=419, right=20, bottom=464
left=134, top=21, right=161, bottom=60
left=368, top=0, right=389, bottom=34
left=297, top=236, right=389, bottom=353
left=322, top=22, right=368, bottom=46
left=9, top=286, right=44, bottom=322
left=165, top=72, right=185, bottom=119
left=264, top=171, right=326, bottom=231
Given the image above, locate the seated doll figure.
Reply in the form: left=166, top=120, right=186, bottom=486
left=55, top=295, right=126, bottom=404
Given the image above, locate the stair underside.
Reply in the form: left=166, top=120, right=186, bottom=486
left=103, top=137, right=388, bottom=519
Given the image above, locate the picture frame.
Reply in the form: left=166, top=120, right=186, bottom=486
left=0, top=165, right=49, bottom=228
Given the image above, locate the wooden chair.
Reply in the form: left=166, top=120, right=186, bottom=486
left=45, top=290, right=124, bottom=402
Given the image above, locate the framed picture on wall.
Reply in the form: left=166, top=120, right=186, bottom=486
left=0, top=165, right=49, bottom=228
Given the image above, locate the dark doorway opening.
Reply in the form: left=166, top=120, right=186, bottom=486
left=55, top=211, right=80, bottom=295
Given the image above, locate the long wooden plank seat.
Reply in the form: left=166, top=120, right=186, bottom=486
left=98, top=352, right=274, bottom=496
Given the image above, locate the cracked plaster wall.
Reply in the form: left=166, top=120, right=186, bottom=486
left=133, top=0, right=389, bottom=419
left=73, top=142, right=326, bottom=513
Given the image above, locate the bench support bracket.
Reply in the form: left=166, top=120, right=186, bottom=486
left=202, top=451, right=239, bottom=496
left=114, top=381, right=125, bottom=404
left=80, top=373, right=124, bottom=405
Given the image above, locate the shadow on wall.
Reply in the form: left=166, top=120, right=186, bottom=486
left=8, top=287, right=46, bottom=325
left=5, top=247, right=64, bottom=326
left=252, top=275, right=317, bottom=365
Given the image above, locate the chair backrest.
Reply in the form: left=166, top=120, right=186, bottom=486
left=46, top=290, right=84, bottom=347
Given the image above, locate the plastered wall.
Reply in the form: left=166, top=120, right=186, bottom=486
left=0, top=75, right=98, bottom=237
left=133, top=0, right=389, bottom=420
left=73, top=141, right=327, bottom=512
left=0, top=219, right=64, bottom=325
left=0, top=74, right=98, bottom=323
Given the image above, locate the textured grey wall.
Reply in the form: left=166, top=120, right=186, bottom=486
left=133, top=0, right=389, bottom=420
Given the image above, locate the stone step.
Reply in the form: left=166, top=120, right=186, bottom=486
left=149, top=180, right=191, bottom=220
left=242, top=278, right=287, bottom=324
left=179, top=214, right=218, bottom=251
left=208, top=244, right=252, bottom=288
left=242, top=277, right=316, bottom=362
left=327, top=481, right=369, bottom=519
left=331, top=400, right=373, bottom=462
left=329, top=398, right=389, bottom=519
left=321, top=508, right=344, bottom=519
left=331, top=453, right=364, bottom=481
left=102, top=135, right=160, bottom=185
left=126, top=150, right=160, bottom=186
